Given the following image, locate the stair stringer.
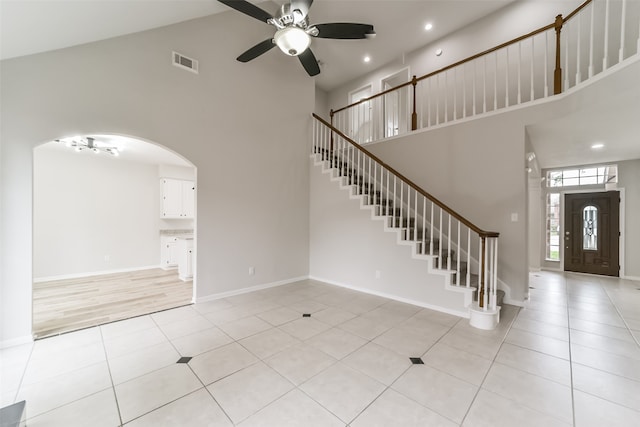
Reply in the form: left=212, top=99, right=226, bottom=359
left=311, top=155, right=475, bottom=313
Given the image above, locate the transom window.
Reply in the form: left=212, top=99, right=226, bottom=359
left=547, top=165, right=617, bottom=188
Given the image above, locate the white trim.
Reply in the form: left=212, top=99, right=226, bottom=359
left=0, top=335, right=34, bottom=350
left=33, top=265, right=163, bottom=283
left=195, top=276, right=309, bottom=303
left=621, top=275, right=640, bottom=281
left=309, top=275, right=470, bottom=319
left=541, top=266, right=564, bottom=272
left=502, top=297, right=525, bottom=307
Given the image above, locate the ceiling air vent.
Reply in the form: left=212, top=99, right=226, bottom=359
left=172, top=51, right=198, bottom=74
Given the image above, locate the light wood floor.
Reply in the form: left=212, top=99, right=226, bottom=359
left=33, top=268, right=193, bottom=339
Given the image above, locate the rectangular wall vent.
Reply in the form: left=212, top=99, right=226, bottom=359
left=172, top=51, right=199, bottom=74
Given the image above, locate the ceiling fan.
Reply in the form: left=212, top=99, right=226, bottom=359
left=218, top=0, right=376, bottom=76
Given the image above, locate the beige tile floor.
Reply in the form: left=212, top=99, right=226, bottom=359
left=2, top=271, right=640, bottom=426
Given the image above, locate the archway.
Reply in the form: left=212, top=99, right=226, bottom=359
left=32, top=133, right=197, bottom=338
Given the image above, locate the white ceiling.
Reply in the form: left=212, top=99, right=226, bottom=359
left=0, top=0, right=515, bottom=91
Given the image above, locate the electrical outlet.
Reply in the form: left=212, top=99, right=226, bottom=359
left=375, top=270, right=381, bottom=279
left=249, top=267, right=255, bottom=276
left=104, top=255, right=110, bottom=262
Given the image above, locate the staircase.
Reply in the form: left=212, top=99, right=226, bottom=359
left=310, top=114, right=502, bottom=328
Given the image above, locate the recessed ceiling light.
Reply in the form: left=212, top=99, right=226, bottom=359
left=591, top=143, right=605, bottom=149
left=363, top=56, right=371, bottom=63
left=424, top=23, right=433, bottom=31
left=435, top=48, right=443, bottom=56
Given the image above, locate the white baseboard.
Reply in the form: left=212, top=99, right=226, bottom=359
left=621, top=275, right=640, bottom=281
left=502, top=297, right=525, bottom=307
left=196, top=276, right=310, bottom=303
left=0, top=334, right=33, bottom=350
left=33, top=265, right=163, bottom=283
left=309, top=275, right=470, bottom=319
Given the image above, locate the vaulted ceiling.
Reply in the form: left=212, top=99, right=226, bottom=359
left=0, top=0, right=515, bottom=91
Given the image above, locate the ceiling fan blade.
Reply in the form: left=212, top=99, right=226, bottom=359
left=217, top=0, right=273, bottom=23
left=313, top=23, right=375, bottom=39
left=298, top=48, right=320, bottom=76
left=237, top=39, right=276, bottom=62
left=291, top=0, right=313, bottom=19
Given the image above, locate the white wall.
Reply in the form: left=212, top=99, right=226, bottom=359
left=33, top=147, right=161, bottom=279
left=0, top=11, right=313, bottom=346
left=309, top=161, right=469, bottom=315
left=326, top=0, right=582, bottom=110
left=619, top=159, right=640, bottom=278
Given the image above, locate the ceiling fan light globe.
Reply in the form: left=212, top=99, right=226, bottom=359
left=274, top=26, right=311, bottom=56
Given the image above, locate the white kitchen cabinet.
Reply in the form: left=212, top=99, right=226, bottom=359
left=160, top=178, right=195, bottom=218
left=160, top=235, right=180, bottom=269
left=178, top=237, right=194, bottom=281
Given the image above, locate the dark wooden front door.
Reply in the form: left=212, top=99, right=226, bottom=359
left=564, top=191, right=619, bottom=276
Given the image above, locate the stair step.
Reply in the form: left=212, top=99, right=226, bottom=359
left=390, top=217, right=416, bottom=228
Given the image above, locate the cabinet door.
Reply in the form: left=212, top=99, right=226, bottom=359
left=166, top=241, right=179, bottom=266
left=161, top=179, right=183, bottom=218
left=182, top=181, right=195, bottom=218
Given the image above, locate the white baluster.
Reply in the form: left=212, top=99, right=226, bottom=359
left=483, top=56, right=487, bottom=113
left=399, top=181, right=403, bottom=229
left=438, top=207, right=443, bottom=268
left=456, top=221, right=461, bottom=285
left=436, top=75, right=440, bottom=125
left=472, top=61, right=477, bottom=115
left=589, top=0, right=595, bottom=78
left=447, top=215, right=452, bottom=271
left=386, top=168, right=390, bottom=216
left=564, top=19, right=570, bottom=90
left=453, top=68, right=458, bottom=120
left=478, top=238, right=482, bottom=305
left=422, top=198, right=427, bottom=255
left=494, top=53, right=498, bottom=110
left=544, top=31, right=549, bottom=98
left=576, top=12, right=582, bottom=84
left=505, top=48, right=510, bottom=107
left=517, top=42, right=522, bottom=104
left=430, top=202, right=434, bottom=255
left=427, top=78, right=432, bottom=127
left=619, top=0, right=627, bottom=63
left=483, top=240, right=489, bottom=311
left=493, top=238, right=499, bottom=309
left=444, top=71, right=449, bottom=123
left=462, top=65, right=467, bottom=118
left=466, top=229, right=471, bottom=287
left=530, top=37, right=535, bottom=101
left=414, top=188, right=418, bottom=241
left=604, top=0, right=610, bottom=70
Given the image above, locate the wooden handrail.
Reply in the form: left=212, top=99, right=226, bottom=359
left=331, top=0, right=594, bottom=116
left=313, top=113, right=500, bottom=239
left=564, top=0, right=592, bottom=22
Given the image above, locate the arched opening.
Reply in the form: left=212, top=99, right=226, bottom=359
left=32, top=133, right=197, bottom=338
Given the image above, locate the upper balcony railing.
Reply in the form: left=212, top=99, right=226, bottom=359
left=330, top=0, right=640, bottom=145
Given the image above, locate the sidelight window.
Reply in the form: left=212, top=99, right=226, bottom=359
left=546, top=193, right=560, bottom=261
left=583, top=205, right=598, bottom=250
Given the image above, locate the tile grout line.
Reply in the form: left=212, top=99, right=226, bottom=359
left=458, top=304, right=520, bottom=426
left=564, top=274, right=578, bottom=427
left=99, top=326, right=124, bottom=426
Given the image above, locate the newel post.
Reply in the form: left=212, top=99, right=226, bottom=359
left=479, top=236, right=486, bottom=308
left=329, top=109, right=335, bottom=154
left=411, top=75, right=418, bottom=131
left=554, top=14, right=564, bottom=95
